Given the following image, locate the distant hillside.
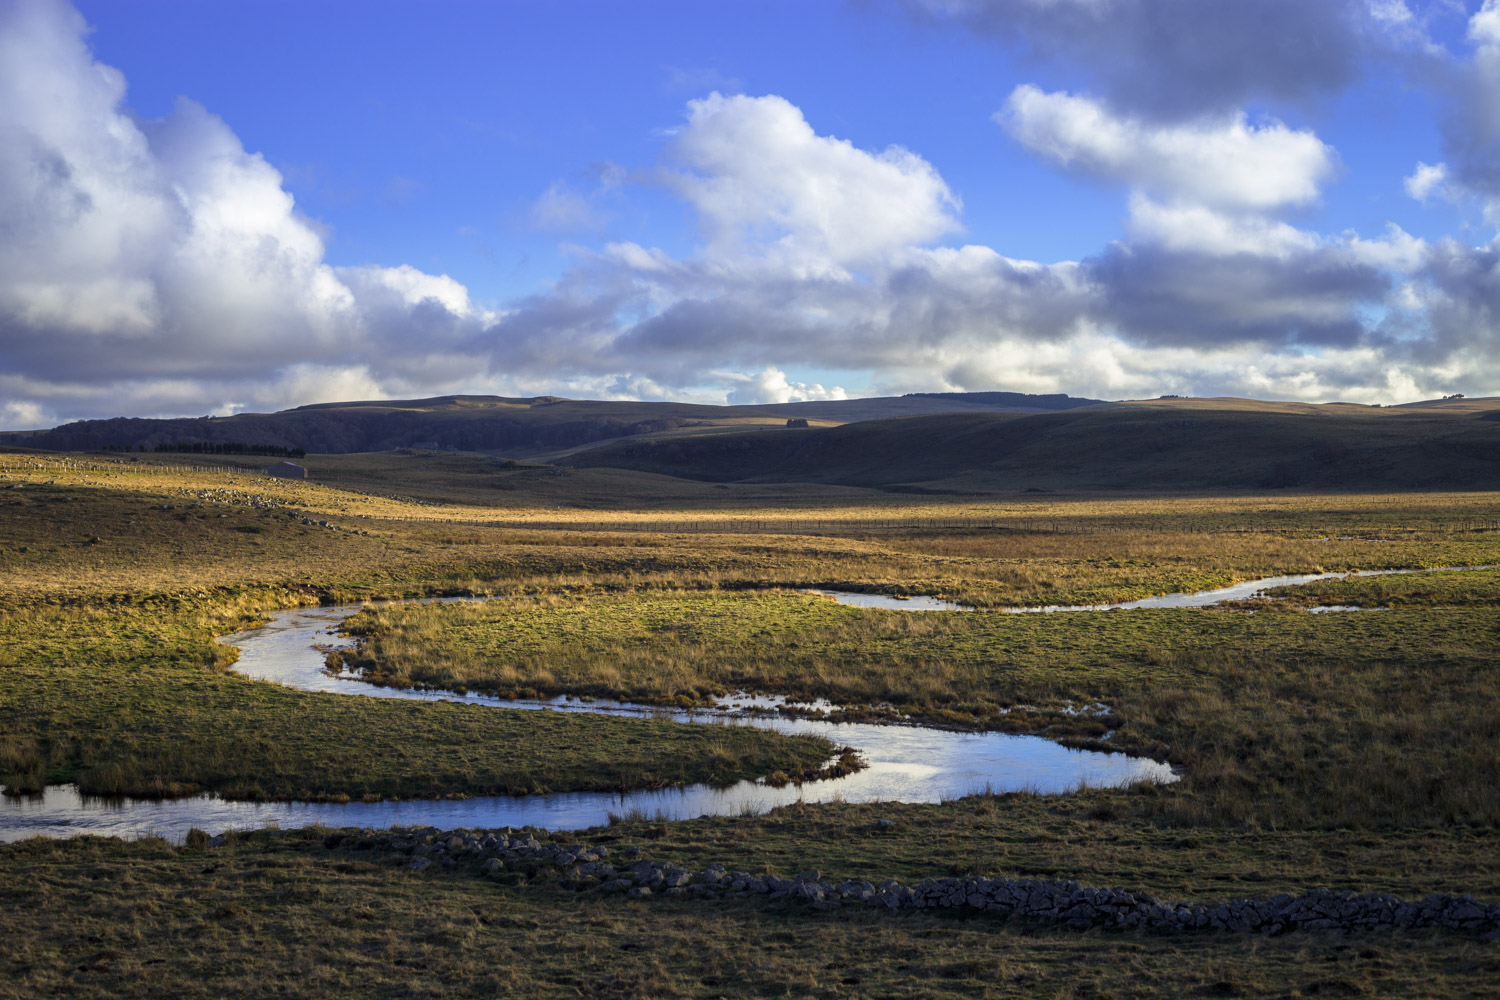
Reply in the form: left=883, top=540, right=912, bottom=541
left=902, top=391, right=1099, bottom=410
left=0, top=391, right=1102, bottom=456
left=563, top=397, right=1500, bottom=492
left=753, top=391, right=1106, bottom=422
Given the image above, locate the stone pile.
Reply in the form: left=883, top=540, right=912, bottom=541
left=190, top=488, right=288, bottom=511
left=301, top=827, right=1500, bottom=939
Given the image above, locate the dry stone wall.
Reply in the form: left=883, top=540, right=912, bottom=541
left=284, top=827, right=1500, bottom=940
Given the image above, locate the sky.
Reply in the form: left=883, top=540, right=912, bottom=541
left=3, top=0, right=1500, bottom=428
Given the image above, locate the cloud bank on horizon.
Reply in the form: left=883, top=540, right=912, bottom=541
left=2, top=0, right=1500, bottom=428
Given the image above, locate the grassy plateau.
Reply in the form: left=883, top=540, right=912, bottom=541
left=2, top=437, right=1498, bottom=997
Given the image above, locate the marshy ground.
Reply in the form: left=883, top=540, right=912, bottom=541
left=2, top=448, right=1498, bottom=996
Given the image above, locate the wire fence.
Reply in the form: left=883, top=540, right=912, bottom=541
left=478, top=517, right=1500, bottom=536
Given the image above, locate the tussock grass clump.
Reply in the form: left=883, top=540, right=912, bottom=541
left=0, top=737, right=46, bottom=796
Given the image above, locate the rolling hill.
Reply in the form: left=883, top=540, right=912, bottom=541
left=562, top=397, right=1500, bottom=493
left=0, top=391, right=1103, bottom=458
left=8, top=391, right=1499, bottom=494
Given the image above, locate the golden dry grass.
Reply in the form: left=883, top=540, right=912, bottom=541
left=7, top=449, right=1500, bottom=610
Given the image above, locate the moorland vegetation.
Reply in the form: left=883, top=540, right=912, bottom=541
left=2, top=401, right=1498, bottom=996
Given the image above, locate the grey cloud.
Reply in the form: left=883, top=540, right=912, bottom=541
left=903, top=0, right=1384, bottom=119
left=1442, top=113, right=1500, bottom=199
left=481, top=270, right=643, bottom=374
left=1087, top=243, right=1391, bottom=349
left=602, top=235, right=1392, bottom=376
left=600, top=248, right=1091, bottom=385
left=1434, top=6, right=1500, bottom=203
left=880, top=254, right=1091, bottom=346
left=603, top=277, right=849, bottom=384
left=1413, top=237, right=1500, bottom=360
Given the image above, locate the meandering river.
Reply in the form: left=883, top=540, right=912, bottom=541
left=812, top=564, right=1494, bottom=613
left=5, top=564, right=1487, bottom=842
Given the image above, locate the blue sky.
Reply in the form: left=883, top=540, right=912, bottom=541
left=4, top=0, right=1500, bottom=426
left=74, top=1, right=1132, bottom=292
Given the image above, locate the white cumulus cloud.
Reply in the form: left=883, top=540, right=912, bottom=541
left=1404, top=160, right=1450, bottom=201
left=1125, top=195, right=1320, bottom=259
left=999, top=85, right=1337, bottom=210
left=0, top=0, right=491, bottom=418
left=721, top=367, right=848, bottom=405
left=665, top=93, right=961, bottom=274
